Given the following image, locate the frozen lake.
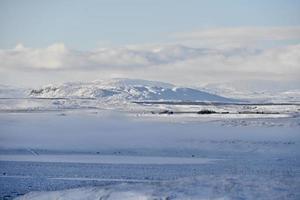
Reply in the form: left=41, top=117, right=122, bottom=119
left=0, top=110, right=300, bottom=199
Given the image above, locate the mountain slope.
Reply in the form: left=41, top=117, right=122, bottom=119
left=202, top=80, right=300, bottom=103
left=29, top=79, right=236, bottom=102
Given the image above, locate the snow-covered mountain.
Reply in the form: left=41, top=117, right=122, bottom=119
left=29, top=79, right=235, bottom=102
left=202, top=80, right=300, bottom=103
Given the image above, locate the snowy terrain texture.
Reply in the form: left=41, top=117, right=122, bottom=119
left=28, top=78, right=235, bottom=102
left=0, top=79, right=300, bottom=200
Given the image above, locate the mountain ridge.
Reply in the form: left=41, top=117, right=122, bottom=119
left=29, top=78, right=236, bottom=102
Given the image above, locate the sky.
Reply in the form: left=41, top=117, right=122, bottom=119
left=0, top=0, right=300, bottom=88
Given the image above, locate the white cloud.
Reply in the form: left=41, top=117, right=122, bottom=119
left=0, top=26, right=300, bottom=87
left=0, top=43, right=68, bottom=70
left=141, top=44, right=300, bottom=85
left=170, top=26, right=300, bottom=49
left=0, top=44, right=211, bottom=70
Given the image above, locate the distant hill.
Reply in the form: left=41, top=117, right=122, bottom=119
left=29, top=78, right=236, bottom=102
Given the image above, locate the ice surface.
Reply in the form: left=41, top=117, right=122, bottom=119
left=0, top=155, right=219, bottom=165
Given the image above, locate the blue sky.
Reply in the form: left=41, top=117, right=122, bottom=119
left=1, top=0, right=300, bottom=49
left=0, top=0, right=300, bottom=87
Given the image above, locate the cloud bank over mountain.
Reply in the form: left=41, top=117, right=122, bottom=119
left=0, top=26, right=299, bottom=87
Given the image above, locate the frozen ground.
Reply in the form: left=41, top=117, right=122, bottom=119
left=0, top=79, right=299, bottom=199
left=0, top=110, right=299, bottom=200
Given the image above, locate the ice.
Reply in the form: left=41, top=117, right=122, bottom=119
left=0, top=154, right=219, bottom=165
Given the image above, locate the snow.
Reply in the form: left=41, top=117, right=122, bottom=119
left=1, top=79, right=299, bottom=121
left=202, top=81, right=300, bottom=103
left=0, top=79, right=300, bottom=199
left=27, top=78, right=235, bottom=102
left=15, top=186, right=155, bottom=200
left=13, top=174, right=300, bottom=200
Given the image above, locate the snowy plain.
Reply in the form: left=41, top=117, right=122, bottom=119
left=0, top=79, right=299, bottom=200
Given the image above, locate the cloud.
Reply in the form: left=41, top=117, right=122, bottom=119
left=0, top=43, right=69, bottom=70
left=170, top=26, right=300, bottom=49
left=0, top=26, right=300, bottom=87
left=0, top=44, right=68, bottom=69
left=0, top=43, right=213, bottom=70
left=141, top=44, right=300, bottom=85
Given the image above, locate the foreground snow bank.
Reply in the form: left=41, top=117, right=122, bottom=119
left=15, top=174, right=299, bottom=200
left=15, top=187, right=155, bottom=200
